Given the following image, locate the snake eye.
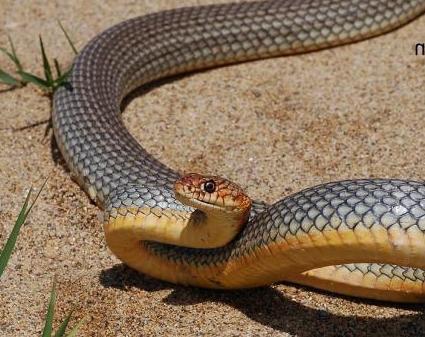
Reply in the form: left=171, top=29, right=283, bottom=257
left=203, top=180, right=216, bottom=193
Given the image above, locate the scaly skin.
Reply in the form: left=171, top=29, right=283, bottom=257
left=53, top=0, right=425, bottom=302
left=104, top=179, right=425, bottom=302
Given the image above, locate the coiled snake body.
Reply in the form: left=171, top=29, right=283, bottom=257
left=53, top=0, right=425, bottom=302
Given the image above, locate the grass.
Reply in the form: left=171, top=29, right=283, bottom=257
left=42, top=280, right=86, bottom=337
left=0, top=179, right=85, bottom=336
left=0, top=21, right=77, bottom=94
left=0, top=179, right=47, bottom=278
left=0, top=23, right=85, bottom=336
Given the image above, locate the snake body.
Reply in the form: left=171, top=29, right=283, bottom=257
left=53, top=0, right=425, bottom=302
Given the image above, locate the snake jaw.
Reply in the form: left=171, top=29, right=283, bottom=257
left=174, top=173, right=252, bottom=245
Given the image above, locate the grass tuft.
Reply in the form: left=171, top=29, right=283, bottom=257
left=0, top=22, right=77, bottom=93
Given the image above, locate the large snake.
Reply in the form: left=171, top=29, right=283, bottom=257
left=53, top=0, right=425, bottom=303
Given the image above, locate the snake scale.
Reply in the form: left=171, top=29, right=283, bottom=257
left=53, top=0, right=425, bottom=302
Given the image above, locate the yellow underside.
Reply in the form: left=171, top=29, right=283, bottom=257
left=104, top=210, right=425, bottom=302
left=286, top=267, right=425, bottom=303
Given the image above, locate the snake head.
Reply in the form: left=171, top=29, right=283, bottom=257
left=175, top=173, right=252, bottom=219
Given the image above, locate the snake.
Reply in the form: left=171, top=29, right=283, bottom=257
left=52, top=0, right=425, bottom=303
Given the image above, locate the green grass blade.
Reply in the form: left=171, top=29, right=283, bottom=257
left=65, top=317, right=86, bottom=337
left=0, top=36, right=22, bottom=71
left=54, top=67, right=72, bottom=88
left=53, top=309, right=74, bottom=337
left=0, top=188, right=32, bottom=277
left=8, top=35, right=23, bottom=72
left=0, top=69, right=21, bottom=86
left=54, top=59, right=62, bottom=78
left=18, top=71, right=50, bottom=90
left=42, top=281, right=57, bottom=337
left=58, top=21, right=77, bottom=55
left=26, top=177, right=48, bottom=216
left=0, top=47, right=15, bottom=62
left=39, top=36, right=53, bottom=86
left=0, top=178, right=46, bottom=278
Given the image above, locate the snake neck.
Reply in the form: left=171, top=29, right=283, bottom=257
left=104, top=185, right=248, bottom=249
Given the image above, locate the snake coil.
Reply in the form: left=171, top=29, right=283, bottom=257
left=53, top=0, right=425, bottom=302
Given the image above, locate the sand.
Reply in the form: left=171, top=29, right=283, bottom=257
left=1, top=1, right=425, bottom=336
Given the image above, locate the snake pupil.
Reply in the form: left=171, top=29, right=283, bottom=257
left=204, top=180, right=216, bottom=193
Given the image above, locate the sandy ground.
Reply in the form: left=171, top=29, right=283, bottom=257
left=1, top=1, right=425, bottom=336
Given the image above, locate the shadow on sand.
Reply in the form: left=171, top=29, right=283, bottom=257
left=100, top=264, right=425, bottom=337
